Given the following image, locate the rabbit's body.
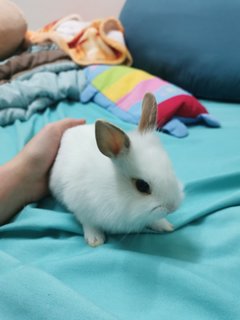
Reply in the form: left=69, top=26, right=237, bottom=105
left=50, top=93, right=183, bottom=246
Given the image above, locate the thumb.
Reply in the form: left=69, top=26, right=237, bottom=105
left=57, top=118, right=86, bottom=134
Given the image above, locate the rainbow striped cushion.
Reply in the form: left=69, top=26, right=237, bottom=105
left=81, top=65, right=220, bottom=137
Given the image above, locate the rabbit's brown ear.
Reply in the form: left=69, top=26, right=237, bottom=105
left=138, top=93, right=157, bottom=133
left=95, top=120, right=130, bottom=158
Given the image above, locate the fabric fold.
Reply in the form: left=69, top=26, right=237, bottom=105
left=0, top=68, right=85, bottom=126
left=27, top=15, right=132, bottom=66
left=0, top=48, right=70, bottom=82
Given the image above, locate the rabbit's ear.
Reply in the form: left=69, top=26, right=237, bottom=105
left=138, top=92, right=157, bottom=133
left=95, top=120, right=130, bottom=158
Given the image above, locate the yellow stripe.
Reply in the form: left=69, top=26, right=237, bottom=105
left=103, top=69, right=153, bottom=101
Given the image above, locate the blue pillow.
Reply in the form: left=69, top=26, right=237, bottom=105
left=120, top=0, right=240, bottom=102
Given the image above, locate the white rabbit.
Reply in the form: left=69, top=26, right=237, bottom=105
left=50, top=93, right=184, bottom=247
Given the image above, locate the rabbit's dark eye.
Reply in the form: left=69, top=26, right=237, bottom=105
left=134, top=179, right=151, bottom=195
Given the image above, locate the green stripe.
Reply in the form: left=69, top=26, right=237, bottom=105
left=92, top=66, right=133, bottom=91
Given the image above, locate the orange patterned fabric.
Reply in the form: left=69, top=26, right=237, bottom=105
left=27, top=15, right=132, bottom=66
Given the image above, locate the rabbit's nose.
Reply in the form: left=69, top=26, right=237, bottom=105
left=167, top=189, right=184, bottom=214
left=167, top=203, right=179, bottom=214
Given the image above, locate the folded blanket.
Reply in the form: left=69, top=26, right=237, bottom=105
left=27, top=15, right=132, bottom=67
left=0, top=66, right=85, bottom=126
left=81, top=65, right=220, bottom=137
left=0, top=47, right=70, bottom=83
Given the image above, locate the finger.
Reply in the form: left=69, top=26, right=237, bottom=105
left=55, top=118, right=86, bottom=133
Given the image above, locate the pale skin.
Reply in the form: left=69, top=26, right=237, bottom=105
left=0, top=118, right=85, bottom=225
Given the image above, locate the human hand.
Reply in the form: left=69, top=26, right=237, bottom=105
left=18, top=118, right=86, bottom=202
left=0, top=118, right=85, bottom=225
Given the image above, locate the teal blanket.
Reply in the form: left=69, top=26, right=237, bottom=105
left=0, top=99, right=240, bottom=319
left=0, top=62, right=85, bottom=126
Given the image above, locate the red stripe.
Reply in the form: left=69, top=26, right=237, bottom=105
left=157, top=95, right=207, bottom=127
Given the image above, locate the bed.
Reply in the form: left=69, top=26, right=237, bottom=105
left=0, top=1, right=240, bottom=319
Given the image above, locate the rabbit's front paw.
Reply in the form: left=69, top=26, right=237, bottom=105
left=83, top=225, right=106, bottom=247
left=149, top=218, right=174, bottom=233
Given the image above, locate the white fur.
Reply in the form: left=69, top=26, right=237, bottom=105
left=49, top=123, right=184, bottom=246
